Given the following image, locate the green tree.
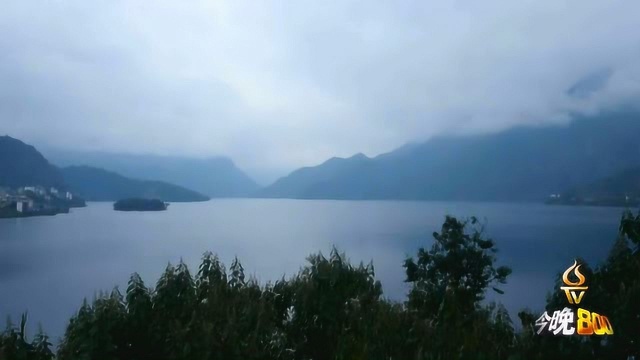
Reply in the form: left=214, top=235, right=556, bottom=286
left=285, top=248, right=385, bottom=360
left=1, top=314, right=54, bottom=360
left=514, top=210, right=640, bottom=359
left=404, top=215, right=512, bottom=359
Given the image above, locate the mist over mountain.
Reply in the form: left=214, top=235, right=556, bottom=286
left=0, top=136, right=66, bottom=189
left=45, top=151, right=259, bottom=198
left=257, top=112, right=640, bottom=201
left=61, top=166, right=209, bottom=202
left=0, top=135, right=208, bottom=203
left=553, top=166, right=640, bottom=206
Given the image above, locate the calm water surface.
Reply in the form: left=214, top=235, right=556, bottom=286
left=0, top=199, right=626, bottom=340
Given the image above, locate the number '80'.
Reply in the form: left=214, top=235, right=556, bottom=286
left=577, top=308, right=614, bottom=335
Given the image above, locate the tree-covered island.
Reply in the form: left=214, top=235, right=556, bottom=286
left=113, top=198, right=168, bottom=211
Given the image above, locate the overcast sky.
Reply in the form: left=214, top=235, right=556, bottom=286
left=1, top=1, right=640, bottom=182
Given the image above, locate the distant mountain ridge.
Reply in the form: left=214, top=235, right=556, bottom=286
left=257, top=112, right=640, bottom=201
left=258, top=153, right=375, bottom=199
left=551, top=166, right=640, bottom=206
left=8, top=111, right=640, bottom=203
left=0, top=135, right=208, bottom=202
left=45, top=150, right=259, bottom=198
left=61, top=166, right=209, bottom=202
left=0, top=135, right=66, bottom=189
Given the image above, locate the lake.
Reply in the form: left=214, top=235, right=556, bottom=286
left=0, top=199, right=627, bottom=341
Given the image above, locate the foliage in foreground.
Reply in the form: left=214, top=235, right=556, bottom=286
left=0, top=314, right=54, bottom=360
left=1, top=212, right=639, bottom=359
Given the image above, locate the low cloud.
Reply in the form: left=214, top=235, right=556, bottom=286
left=1, top=1, right=639, bottom=182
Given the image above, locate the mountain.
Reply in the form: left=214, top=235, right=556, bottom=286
left=257, top=111, right=640, bottom=201
left=61, top=166, right=209, bottom=202
left=257, top=153, right=376, bottom=199
left=0, top=135, right=66, bottom=189
left=45, top=151, right=259, bottom=198
left=549, top=166, right=640, bottom=206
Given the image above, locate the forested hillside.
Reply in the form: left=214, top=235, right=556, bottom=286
left=0, top=136, right=65, bottom=189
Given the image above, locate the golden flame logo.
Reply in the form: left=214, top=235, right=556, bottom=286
left=562, top=260, right=586, bottom=286
left=561, top=260, right=588, bottom=304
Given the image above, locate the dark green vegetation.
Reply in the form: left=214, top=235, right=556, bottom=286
left=257, top=112, right=640, bottom=201
left=0, top=189, right=86, bottom=218
left=0, top=206, right=24, bottom=218
left=62, top=166, right=209, bottom=202
left=0, top=314, right=54, bottom=360
left=114, top=198, right=168, bottom=211
left=46, top=150, right=259, bottom=198
left=0, top=136, right=65, bottom=189
left=2, top=212, right=639, bottom=359
left=515, top=210, right=640, bottom=359
left=548, top=166, right=640, bottom=207
left=0, top=207, right=67, bottom=219
left=0, top=196, right=85, bottom=219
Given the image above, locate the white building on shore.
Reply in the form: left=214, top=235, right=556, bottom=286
left=15, top=198, right=33, bottom=212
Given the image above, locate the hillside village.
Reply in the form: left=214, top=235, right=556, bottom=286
left=0, top=185, right=85, bottom=218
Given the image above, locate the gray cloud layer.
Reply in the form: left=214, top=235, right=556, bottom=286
left=1, top=1, right=640, bottom=182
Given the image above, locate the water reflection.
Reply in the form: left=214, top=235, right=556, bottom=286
left=0, top=199, right=624, bottom=340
